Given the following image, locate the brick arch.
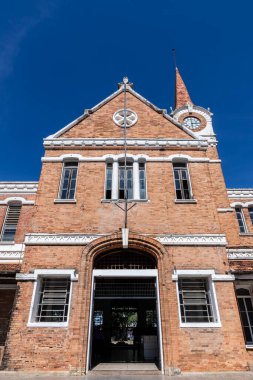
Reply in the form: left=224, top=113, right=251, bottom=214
left=82, top=232, right=167, bottom=265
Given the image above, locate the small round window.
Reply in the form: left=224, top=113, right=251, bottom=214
left=113, top=109, right=138, bottom=127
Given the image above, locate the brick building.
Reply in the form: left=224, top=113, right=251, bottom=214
left=0, top=69, right=253, bottom=375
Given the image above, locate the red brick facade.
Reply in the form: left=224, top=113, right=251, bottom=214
left=0, top=78, right=252, bottom=374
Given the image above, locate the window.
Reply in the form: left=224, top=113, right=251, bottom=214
left=105, top=163, right=112, bottom=199
left=178, top=278, right=217, bottom=324
left=236, top=288, right=253, bottom=345
left=139, top=162, right=146, bottom=200
left=1, top=203, right=22, bottom=242
left=118, top=161, right=133, bottom=199
left=105, top=158, right=147, bottom=201
left=248, top=207, right=253, bottom=225
left=35, top=278, right=70, bottom=323
left=173, top=162, right=192, bottom=200
left=59, top=161, right=78, bottom=200
left=235, top=207, right=247, bottom=233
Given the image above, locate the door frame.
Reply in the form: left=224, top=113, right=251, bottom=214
left=86, top=269, right=164, bottom=373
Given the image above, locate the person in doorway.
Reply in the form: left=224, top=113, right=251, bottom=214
left=93, top=326, right=105, bottom=364
left=132, top=324, right=142, bottom=361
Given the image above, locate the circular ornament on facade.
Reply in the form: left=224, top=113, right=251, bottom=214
left=113, top=109, right=138, bottom=127
left=183, top=116, right=201, bottom=130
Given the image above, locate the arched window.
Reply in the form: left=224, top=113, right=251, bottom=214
left=236, top=287, right=253, bottom=345
left=94, top=249, right=156, bottom=269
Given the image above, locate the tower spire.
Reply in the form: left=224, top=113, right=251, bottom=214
left=174, top=67, right=192, bottom=109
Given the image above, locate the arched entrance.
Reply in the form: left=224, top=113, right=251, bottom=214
left=87, top=245, right=163, bottom=371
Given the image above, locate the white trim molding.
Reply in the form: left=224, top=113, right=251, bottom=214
left=156, top=234, right=227, bottom=246
left=0, top=182, right=38, bottom=194
left=228, top=249, right=253, bottom=260
left=43, top=138, right=209, bottom=149
left=42, top=152, right=220, bottom=164
left=172, top=269, right=234, bottom=282
left=0, top=197, right=35, bottom=205
left=17, top=269, right=78, bottom=282
left=230, top=201, right=253, bottom=208
left=0, top=244, right=24, bottom=263
left=227, top=189, right=253, bottom=199
left=25, top=233, right=105, bottom=245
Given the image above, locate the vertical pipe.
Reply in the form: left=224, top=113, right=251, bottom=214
left=123, top=79, right=128, bottom=228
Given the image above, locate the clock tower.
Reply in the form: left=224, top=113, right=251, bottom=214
left=172, top=67, right=216, bottom=144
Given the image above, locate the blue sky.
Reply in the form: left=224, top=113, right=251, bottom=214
left=0, top=0, right=253, bottom=187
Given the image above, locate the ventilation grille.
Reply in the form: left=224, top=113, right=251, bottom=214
left=35, top=278, right=70, bottom=323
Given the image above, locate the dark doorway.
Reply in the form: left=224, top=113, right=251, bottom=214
left=91, top=277, right=159, bottom=368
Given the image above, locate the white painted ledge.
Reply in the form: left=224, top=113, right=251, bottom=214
left=180, top=322, right=221, bottom=328
left=54, top=199, right=76, bottom=204
left=174, top=199, right=197, bottom=204
left=27, top=322, right=68, bottom=328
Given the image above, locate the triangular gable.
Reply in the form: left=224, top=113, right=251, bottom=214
left=46, top=85, right=201, bottom=140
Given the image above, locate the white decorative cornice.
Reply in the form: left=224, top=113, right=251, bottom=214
left=228, top=249, right=253, bottom=260
left=42, top=153, right=220, bottom=164
left=0, top=182, right=38, bottom=194
left=227, top=189, right=253, bottom=199
left=25, top=233, right=227, bottom=246
left=25, top=233, right=105, bottom=245
left=0, top=244, right=24, bottom=263
left=0, top=197, right=35, bottom=205
left=43, top=138, right=209, bottom=149
left=156, top=234, right=227, bottom=246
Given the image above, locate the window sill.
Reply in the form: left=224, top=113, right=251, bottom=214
left=239, top=233, right=253, bottom=236
left=101, top=199, right=149, bottom=203
left=246, top=345, right=253, bottom=350
left=27, top=322, right=68, bottom=328
left=180, top=322, right=221, bottom=328
left=0, top=241, right=15, bottom=245
left=54, top=199, right=76, bottom=204
left=174, top=199, right=197, bottom=204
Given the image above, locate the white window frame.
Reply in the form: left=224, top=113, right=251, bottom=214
left=104, top=156, right=148, bottom=202
left=57, top=160, right=79, bottom=201
left=27, top=269, right=77, bottom=328
left=172, top=160, right=194, bottom=201
left=173, top=270, right=221, bottom=328
left=235, top=207, right=248, bottom=234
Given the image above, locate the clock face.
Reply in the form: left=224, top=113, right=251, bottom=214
left=183, top=116, right=201, bottom=130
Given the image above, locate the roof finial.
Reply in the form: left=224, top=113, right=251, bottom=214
left=172, top=48, right=177, bottom=70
